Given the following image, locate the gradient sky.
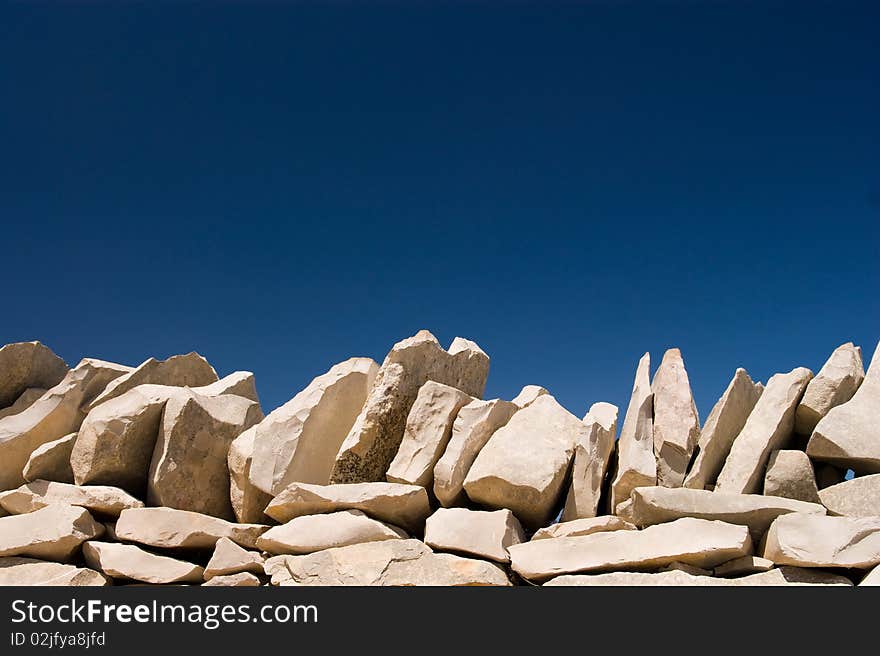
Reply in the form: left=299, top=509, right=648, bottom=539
left=2, top=2, right=878, bottom=421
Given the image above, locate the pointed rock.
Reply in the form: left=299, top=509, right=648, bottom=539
left=860, top=565, right=880, bottom=586
left=763, top=513, right=880, bottom=568
left=652, top=349, right=701, bottom=488
left=531, top=516, right=636, bottom=541
left=23, top=433, right=76, bottom=483
left=203, top=572, right=261, bottom=586
left=0, top=504, right=103, bottom=561
left=257, top=510, right=406, bottom=555
left=511, top=385, right=548, bottom=408
left=0, top=388, right=48, bottom=421
left=818, top=473, right=880, bottom=517
left=714, top=555, right=775, bottom=577
left=115, top=507, right=268, bottom=550
left=0, top=557, right=109, bottom=586
left=194, top=371, right=260, bottom=402
left=0, top=341, right=68, bottom=409
left=763, top=450, right=820, bottom=503
left=795, top=342, right=864, bottom=435
left=544, top=567, right=851, bottom=586
left=0, top=480, right=143, bottom=517
left=562, top=402, right=618, bottom=521
left=228, top=426, right=272, bottom=523
left=424, top=508, right=524, bottom=563
left=203, top=537, right=265, bottom=580
left=83, top=541, right=204, bottom=584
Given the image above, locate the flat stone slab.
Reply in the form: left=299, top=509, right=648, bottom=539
left=204, top=537, right=265, bottom=580
left=0, top=557, right=108, bottom=586
left=83, top=541, right=204, bottom=584
left=713, top=555, right=775, bottom=577
left=256, top=510, right=406, bottom=555
left=115, top=507, right=268, bottom=550
left=0, top=504, right=104, bottom=561
left=763, top=513, right=880, bottom=568
left=531, top=516, right=636, bottom=541
left=0, top=480, right=143, bottom=517
left=819, top=474, right=880, bottom=517
left=424, top=508, right=524, bottom=563
left=544, top=567, right=852, bottom=586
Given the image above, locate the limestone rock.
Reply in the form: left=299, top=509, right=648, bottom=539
left=228, top=426, right=272, bottom=523
left=0, top=504, right=103, bottom=561
left=509, top=517, right=752, bottom=582
left=386, top=381, right=473, bottom=488
left=204, top=537, right=265, bottom=579
left=615, top=497, right=635, bottom=522
left=807, top=340, right=880, bottom=473
left=257, top=510, right=406, bottom=555
left=795, top=342, right=864, bottom=435
left=249, top=358, right=378, bottom=495
left=0, top=557, right=109, bottom=586
left=464, top=395, right=585, bottom=528
left=0, top=388, right=47, bottom=421
left=860, top=565, right=880, bottom=586
left=684, top=368, right=762, bottom=490
left=87, top=352, right=218, bottom=410
left=0, top=341, right=68, bottom=409
left=763, top=513, right=880, bottom=568
left=562, top=402, right=618, bottom=521
left=265, top=539, right=510, bottom=586
left=763, top=450, right=820, bottom=503
left=0, top=358, right=131, bottom=491
left=544, top=567, right=851, bottom=586
left=432, top=398, right=517, bottom=507
left=265, top=481, right=430, bottom=532
left=652, top=349, right=700, bottom=488
left=203, top=572, right=261, bottom=587
left=656, top=561, right=712, bottom=576
left=511, top=385, right=548, bottom=408
left=424, top=508, right=524, bottom=563
left=715, top=367, right=813, bottom=494
left=818, top=474, right=880, bottom=517
left=610, top=353, right=656, bottom=512
left=714, top=555, right=775, bottom=577
left=22, top=432, right=76, bottom=483
left=83, top=541, right=204, bottom=584
left=531, top=516, right=636, bottom=541
left=331, top=331, right=489, bottom=484
left=0, top=480, right=143, bottom=517
left=115, top=507, right=268, bottom=550
left=194, top=371, right=260, bottom=402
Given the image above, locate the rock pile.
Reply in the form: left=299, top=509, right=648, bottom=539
left=0, top=333, right=878, bottom=586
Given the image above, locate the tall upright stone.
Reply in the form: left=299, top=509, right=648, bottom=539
left=652, top=349, right=701, bottom=488
left=795, top=342, right=864, bottom=436
left=562, top=402, right=618, bottom=521
left=228, top=426, right=272, bottom=524
left=763, top=450, right=820, bottom=503
left=0, top=341, right=68, bottom=409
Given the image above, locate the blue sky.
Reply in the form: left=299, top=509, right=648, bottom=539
left=1, top=2, right=877, bottom=420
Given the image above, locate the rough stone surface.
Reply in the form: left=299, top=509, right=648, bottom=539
left=763, top=513, right=880, bottom=568
left=83, top=541, right=204, bottom=584
left=228, top=426, right=272, bottom=524
left=265, top=482, right=430, bottom=532
left=0, top=557, right=109, bottom=586
left=0, top=504, right=104, bottom=561
left=22, top=433, right=76, bottom=483
left=652, top=349, right=700, bottom=488
left=331, top=331, right=489, bottom=484
left=818, top=474, right=880, bottom=517
left=464, top=395, right=585, bottom=528
left=432, top=398, right=517, bottom=507
left=795, top=342, right=864, bottom=436
left=0, top=480, right=143, bottom=517
left=257, top=510, right=406, bottom=555
left=115, top=507, right=268, bottom=550
left=0, top=341, right=69, bottom=409
left=249, top=358, right=378, bottom=495
left=763, top=450, right=821, bottom=503
left=511, top=385, right=548, bottom=408
left=713, top=555, right=775, bottom=577
left=684, top=368, right=762, bottom=490
left=531, top=516, right=636, bottom=541
left=194, top=371, right=260, bottom=402
left=544, top=567, right=852, bottom=586
left=0, top=388, right=48, bottom=421
left=424, top=508, right=524, bottom=563
left=715, top=367, right=813, bottom=494
left=562, top=402, right=618, bottom=521
left=204, top=537, right=265, bottom=579
left=203, top=572, right=261, bottom=587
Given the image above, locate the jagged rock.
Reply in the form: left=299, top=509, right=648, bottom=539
left=424, top=508, right=524, bottom=563
left=544, top=567, right=852, bottom=586
left=511, top=385, right=548, bottom=408
left=0, top=341, right=68, bottom=409
left=0, top=557, right=109, bottom=586
left=464, top=395, right=585, bottom=528
left=508, top=517, right=752, bottom=582
left=203, top=572, right=261, bottom=587
left=432, top=398, right=517, bottom=507
left=0, top=504, right=103, bottom=561
left=763, top=513, right=880, bottom=568
left=629, top=486, right=824, bottom=540
left=331, top=331, right=489, bottom=484
left=714, top=555, right=775, bottom=577
left=684, top=368, right=762, bottom=490
left=257, top=510, right=406, bottom=555
left=83, top=541, right=204, bottom=584
left=807, top=340, right=880, bottom=473
left=652, top=349, right=700, bottom=488
left=0, top=388, right=48, bottom=421
left=249, top=358, right=378, bottom=495
left=22, top=432, right=76, bottom=483
left=204, top=537, right=265, bottom=579
left=610, top=353, right=656, bottom=512
left=228, top=426, right=272, bottom=523
left=265, top=482, right=430, bottom=532
left=0, top=358, right=131, bottom=491
left=763, top=450, right=820, bottom=503
left=87, top=352, right=218, bottom=410
left=562, top=402, right=618, bottom=521
left=264, top=539, right=510, bottom=586
left=818, top=474, right=880, bottom=517
left=0, top=480, right=143, bottom=517
left=531, top=516, right=636, bottom=541
left=795, top=342, right=864, bottom=435
left=115, top=507, right=268, bottom=550
left=715, top=367, right=813, bottom=494
left=194, top=371, right=260, bottom=402
left=860, top=565, right=880, bottom=586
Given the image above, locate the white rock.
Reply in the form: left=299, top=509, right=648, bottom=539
left=193, top=371, right=260, bottom=402
left=0, top=557, right=108, bottom=586
left=860, top=565, right=880, bottom=586
left=256, top=510, right=406, bottom=555
left=818, top=474, right=880, bottom=517
left=0, top=341, right=68, bottom=409
left=511, top=385, right=548, bottom=408
left=203, top=537, right=265, bottom=580
left=83, top=541, right=204, bottom=584
left=763, top=513, right=880, bottom=568
left=0, top=480, right=143, bottom=517
left=713, top=555, right=775, bottom=577
left=22, top=432, right=76, bottom=483
left=424, top=508, right=524, bottom=563
left=0, top=504, right=104, bottom=561
left=795, top=342, right=864, bottom=435
left=115, top=507, right=268, bottom=550
left=763, top=450, right=820, bottom=503
left=562, top=402, right=618, bottom=521
left=203, top=572, right=261, bottom=587
left=531, top=516, right=636, bottom=541
left=0, top=388, right=48, bottom=421
left=228, top=426, right=272, bottom=524
left=652, top=349, right=700, bottom=488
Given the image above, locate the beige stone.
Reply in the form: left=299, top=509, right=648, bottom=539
left=651, top=349, right=700, bottom=488
left=249, top=358, right=378, bottom=496
left=203, top=572, right=261, bottom=587
left=715, top=367, right=813, bottom=494
left=265, top=539, right=510, bottom=586
left=818, top=474, right=880, bottom=517
left=386, top=381, right=473, bottom=488
left=0, top=388, right=48, bottom=421
left=610, top=353, right=656, bottom=512
left=544, top=567, right=852, bottom=586
left=531, top=516, right=636, bottom=541
left=860, top=565, right=880, bottom=586
left=0, top=359, right=131, bottom=491
left=615, top=497, right=635, bottom=522
left=714, top=555, right=774, bottom=577
left=265, top=481, right=430, bottom=532
left=83, top=541, right=204, bottom=584
left=424, top=508, right=524, bottom=563
left=763, top=513, right=880, bottom=568
left=115, top=507, right=268, bottom=550
left=257, top=510, right=406, bottom=555
left=433, top=398, right=517, bottom=507
left=204, top=537, right=265, bottom=579
left=331, top=331, right=489, bottom=484
left=87, top=352, right=218, bottom=410
left=509, top=517, right=752, bottom=582
left=562, top=402, right=618, bottom=521
left=807, top=341, right=880, bottom=473
left=0, top=480, right=143, bottom=517
left=795, top=342, right=864, bottom=435
left=228, top=426, right=272, bottom=523
left=657, top=561, right=712, bottom=576
left=0, top=504, right=103, bottom=561
left=22, top=432, right=76, bottom=483
left=763, top=450, right=820, bottom=503
left=0, top=557, right=109, bottom=586
left=194, top=371, right=260, bottom=402
left=0, top=341, right=68, bottom=409
left=511, top=385, right=548, bottom=408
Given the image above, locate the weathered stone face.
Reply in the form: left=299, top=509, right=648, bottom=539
left=227, top=426, right=272, bottom=524
left=114, top=507, right=268, bottom=550
left=531, top=516, right=636, bottom=541
left=0, top=341, right=68, bottom=409
left=762, top=450, right=820, bottom=503
left=511, top=385, right=548, bottom=408
left=424, top=507, right=524, bottom=563
left=544, top=567, right=852, bottom=586
left=204, top=537, right=265, bottom=580
left=0, top=388, right=48, bottom=421
left=652, top=349, right=700, bottom=488
left=22, top=432, right=76, bottom=484
left=0, top=480, right=143, bottom=517
left=83, top=541, right=205, bottom=584
left=0, top=504, right=104, bottom=562
left=257, top=510, right=406, bottom=555
left=0, top=557, right=109, bottom=586
left=795, top=342, right=864, bottom=436
left=763, top=513, right=880, bottom=569
left=818, top=474, right=880, bottom=517
left=202, top=572, right=261, bottom=587
left=562, top=402, right=618, bottom=521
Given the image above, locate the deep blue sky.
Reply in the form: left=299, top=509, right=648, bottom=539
left=2, top=2, right=878, bottom=421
